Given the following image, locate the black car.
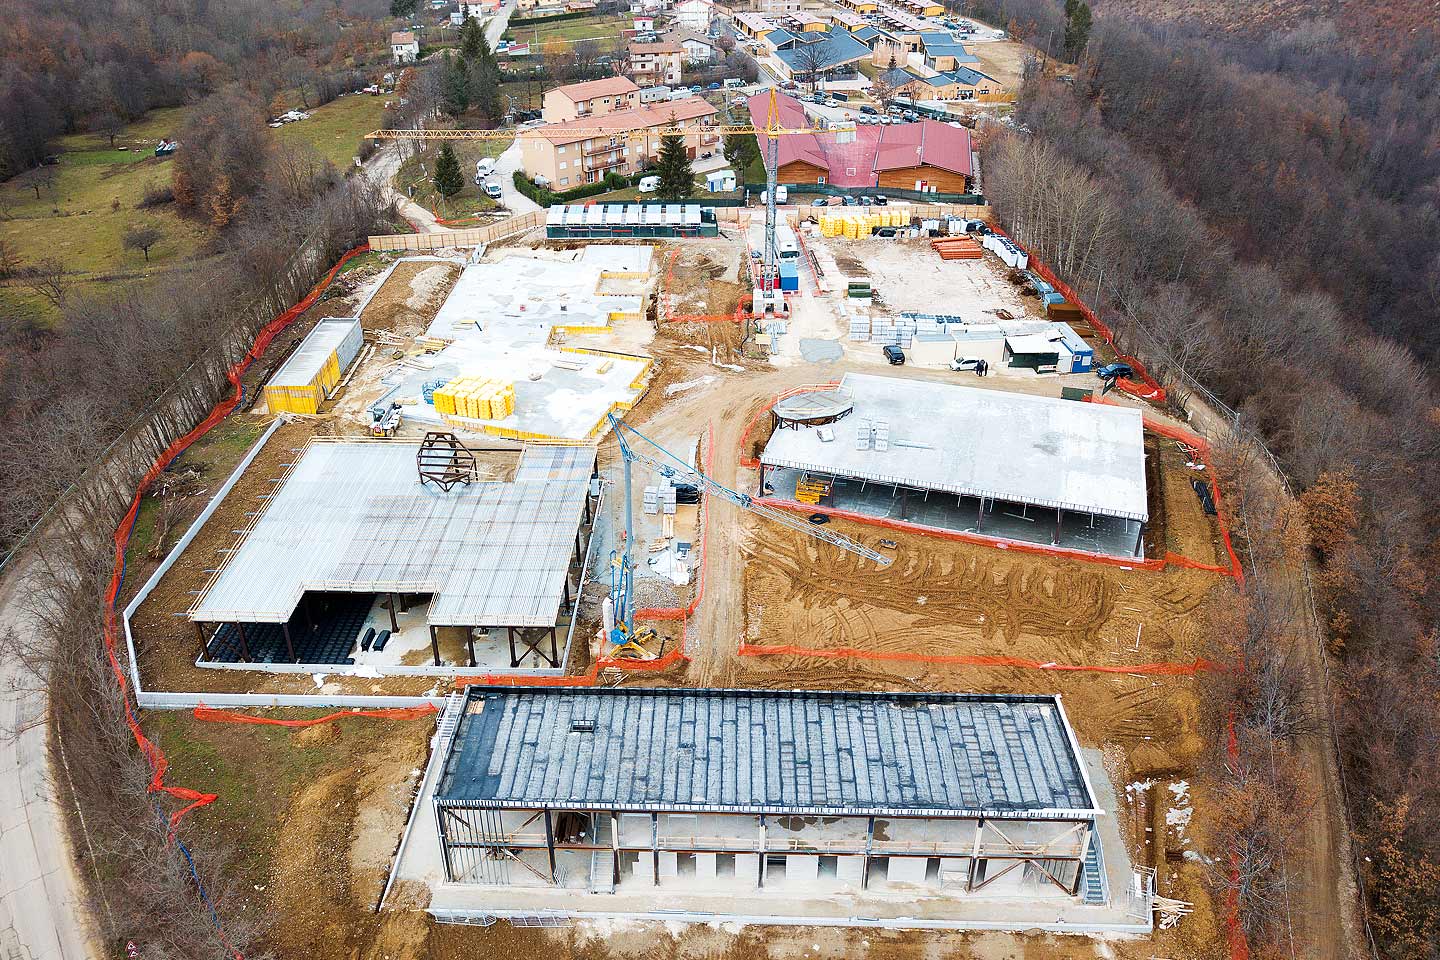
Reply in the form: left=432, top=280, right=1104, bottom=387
left=859, top=105, right=878, bottom=115
left=1096, top=362, right=1134, bottom=380
left=873, top=194, right=888, bottom=205
left=883, top=344, right=905, bottom=364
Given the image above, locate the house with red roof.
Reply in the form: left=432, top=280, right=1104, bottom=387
left=747, top=92, right=973, bottom=193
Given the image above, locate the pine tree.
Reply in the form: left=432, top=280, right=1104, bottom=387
left=390, top=0, right=417, bottom=18
left=468, top=58, right=503, bottom=122
left=1063, top=0, right=1092, bottom=60
left=442, top=53, right=470, bottom=115
left=654, top=131, right=694, bottom=200
left=432, top=142, right=464, bottom=199
left=460, top=17, right=487, bottom=63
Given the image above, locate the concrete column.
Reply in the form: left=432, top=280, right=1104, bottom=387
left=757, top=815, right=767, bottom=888
left=1133, top=520, right=1146, bottom=558
left=544, top=809, right=558, bottom=884
left=1053, top=507, right=1064, bottom=545
left=862, top=815, right=875, bottom=890
left=388, top=593, right=399, bottom=632
left=610, top=811, right=621, bottom=887
left=976, top=496, right=985, bottom=532
left=429, top=624, right=441, bottom=667
left=282, top=622, right=297, bottom=663
left=467, top=631, right=476, bottom=668
left=194, top=621, right=210, bottom=662
left=967, top=818, right=985, bottom=892
left=651, top=814, right=660, bottom=886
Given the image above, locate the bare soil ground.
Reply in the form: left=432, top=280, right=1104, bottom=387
left=125, top=238, right=1250, bottom=960
left=362, top=259, right=463, bottom=336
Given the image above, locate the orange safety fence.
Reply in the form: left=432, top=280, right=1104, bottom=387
left=1098, top=398, right=1245, bottom=586
left=737, top=641, right=1223, bottom=675
left=737, top=381, right=843, bottom=469
left=192, top=704, right=438, bottom=726
left=989, top=226, right=1167, bottom=404
left=101, top=244, right=370, bottom=836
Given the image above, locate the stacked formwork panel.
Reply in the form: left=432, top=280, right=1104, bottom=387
left=263, top=317, right=364, bottom=414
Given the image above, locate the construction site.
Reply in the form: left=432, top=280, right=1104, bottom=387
left=115, top=182, right=1241, bottom=960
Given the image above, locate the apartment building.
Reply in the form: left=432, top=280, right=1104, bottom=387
left=520, top=96, right=719, bottom=188
left=626, top=41, right=685, bottom=86
left=541, top=76, right=642, bottom=123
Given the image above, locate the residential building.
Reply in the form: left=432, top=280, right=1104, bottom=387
left=673, top=0, right=715, bottom=31
left=520, top=96, right=719, bottom=188
left=627, top=41, right=685, bottom=85
left=836, top=0, right=878, bottom=12
left=789, top=11, right=828, bottom=31
left=767, top=26, right=872, bottom=82
left=391, top=31, right=420, bottom=63
left=830, top=10, right=869, bottom=30
left=733, top=12, right=777, bottom=39
left=457, top=0, right=497, bottom=17
left=676, top=32, right=717, bottom=62
left=883, top=65, right=1006, bottom=103
left=916, top=30, right=980, bottom=70
left=566, top=0, right=598, bottom=10
left=747, top=92, right=974, bottom=192
left=892, top=0, right=945, bottom=16
left=541, top=76, right=642, bottom=123
left=633, top=14, right=656, bottom=30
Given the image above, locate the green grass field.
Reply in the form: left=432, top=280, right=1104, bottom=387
left=393, top=137, right=513, bottom=219
left=275, top=94, right=390, bottom=169
left=0, top=95, right=391, bottom=327
left=505, top=12, right=630, bottom=45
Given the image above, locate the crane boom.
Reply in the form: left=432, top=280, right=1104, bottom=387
left=609, top=414, right=891, bottom=567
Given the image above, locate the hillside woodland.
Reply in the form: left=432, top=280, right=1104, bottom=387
left=976, top=2, right=1440, bottom=955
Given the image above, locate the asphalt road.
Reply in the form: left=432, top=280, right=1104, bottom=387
left=0, top=550, right=94, bottom=960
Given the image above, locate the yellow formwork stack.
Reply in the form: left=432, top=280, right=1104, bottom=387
left=432, top=376, right=516, bottom=421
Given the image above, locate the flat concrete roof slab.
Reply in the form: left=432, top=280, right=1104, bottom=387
left=760, top=374, right=1148, bottom=521
left=190, top=441, right=594, bottom=626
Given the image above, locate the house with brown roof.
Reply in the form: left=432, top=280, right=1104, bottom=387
left=390, top=31, right=420, bottom=64
left=626, top=41, right=684, bottom=86
left=520, top=97, right=719, bottom=188
left=542, top=76, right=642, bottom=123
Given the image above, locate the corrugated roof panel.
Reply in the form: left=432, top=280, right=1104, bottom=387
left=436, top=689, right=1099, bottom=817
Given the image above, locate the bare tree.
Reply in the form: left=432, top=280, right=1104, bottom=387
left=789, top=43, right=829, bottom=94
left=25, top=258, right=72, bottom=308
left=123, top=225, right=164, bottom=261
left=27, top=165, right=56, bottom=201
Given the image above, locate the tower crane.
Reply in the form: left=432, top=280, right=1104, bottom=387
left=368, top=90, right=850, bottom=324
left=602, top=411, right=889, bottom=659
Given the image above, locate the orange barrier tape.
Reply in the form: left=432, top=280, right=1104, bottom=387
left=101, top=244, right=370, bottom=834
left=990, top=226, right=1166, bottom=403
left=192, top=704, right=437, bottom=727
left=738, top=641, right=1223, bottom=675
left=1096, top=399, right=1245, bottom=585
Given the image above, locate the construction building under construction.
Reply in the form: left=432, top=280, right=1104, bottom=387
left=418, top=686, right=1149, bottom=930
left=186, top=439, right=598, bottom=669
left=759, top=374, right=1149, bottom=558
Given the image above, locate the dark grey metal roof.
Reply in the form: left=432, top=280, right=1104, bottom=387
left=436, top=687, right=1097, bottom=817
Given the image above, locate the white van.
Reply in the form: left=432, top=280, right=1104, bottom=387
left=475, top=157, right=495, bottom=179
left=762, top=185, right=789, bottom=205
left=638, top=175, right=660, bottom=193
left=723, top=78, right=745, bottom=89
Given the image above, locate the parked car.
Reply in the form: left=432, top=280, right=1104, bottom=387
left=950, top=356, right=984, bottom=372
left=841, top=195, right=858, bottom=206
left=484, top=181, right=503, bottom=199
left=1096, top=362, right=1134, bottom=380
left=859, top=105, right=878, bottom=115
left=883, top=344, right=905, bottom=364
left=873, top=194, right=888, bottom=205
left=706, top=81, right=721, bottom=90
left=858, top=195, right=873, bottom=205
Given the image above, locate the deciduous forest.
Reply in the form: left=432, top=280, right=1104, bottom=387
left=978, top=1, right=1440, bottom=954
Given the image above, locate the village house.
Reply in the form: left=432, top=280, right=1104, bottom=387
left=541, top=76, right=642, bottom=123
left=521, top=96, right=719, bottom=188
left=390, top=31, right=420, bottom=63
left=627, top=41, right=685, bottom=86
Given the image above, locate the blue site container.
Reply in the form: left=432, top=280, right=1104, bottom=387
left=779, top=262, right=800, bottom=292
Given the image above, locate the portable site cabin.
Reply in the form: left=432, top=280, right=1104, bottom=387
left=263, top=317, right=364, bottom=414
left=1003, top=329, right=1093, bottom=374
left=543, top=203, right=719, bottom=238
left=705, top=168, right=736, bottom=192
